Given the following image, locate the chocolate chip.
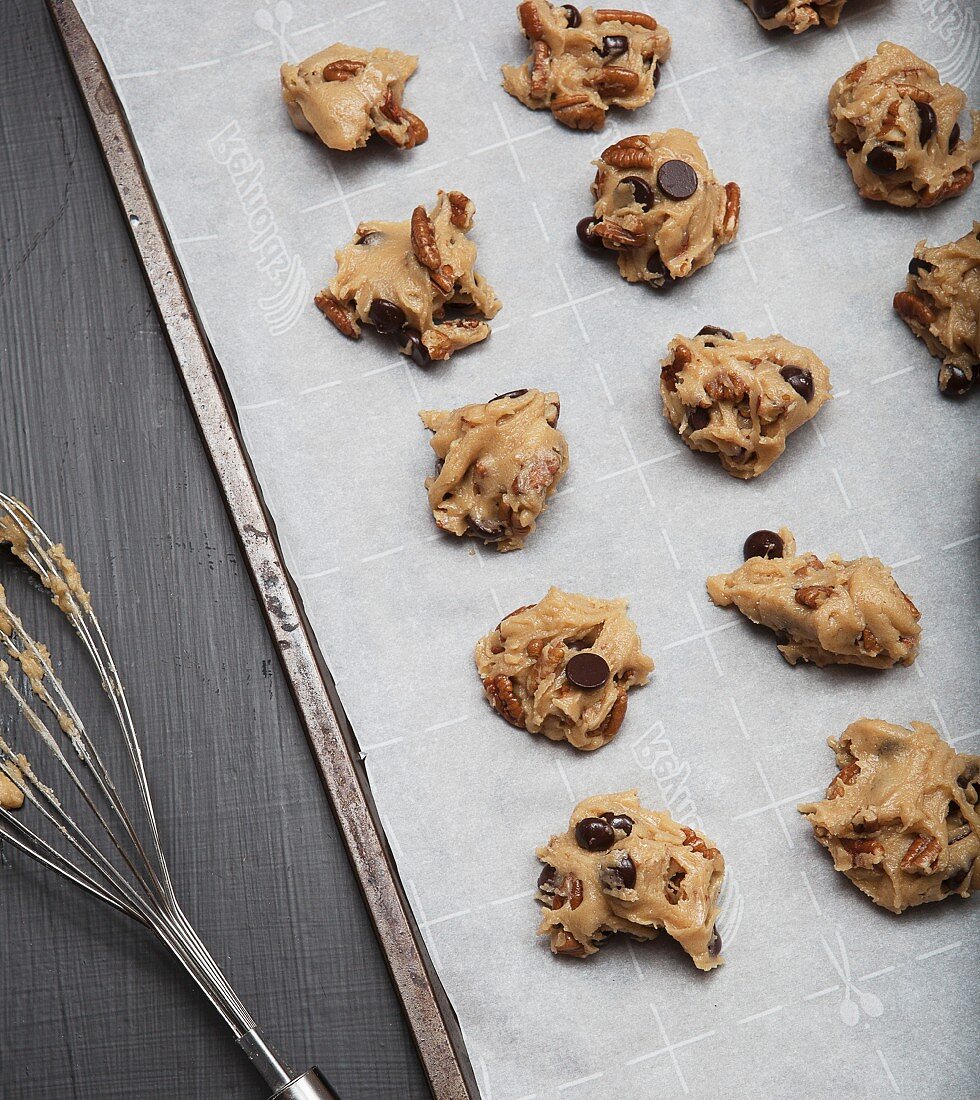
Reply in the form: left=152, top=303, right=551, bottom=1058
left=908, top=257, right=935, bottom=277
left=743, top=529, right=784, bottom=560
left=489, top=389, right=529, bottom=402
left=599, top=812, right=634, bottom=838
left=537, top=863, right=560, bottom=890
left=575, top=817, right=616, bottom=852
left=708, top=927, right=722, bottom=956
left=356, top=230, right=382, bottom=246
left=399, top=328, right=431, bottom=367
left=576, top=216, right=604, bottom=250
left=940, top=365, right=973, bottom=397
left=600, top=852, right=637, bottom=891
left=657, top=159, right=698, bottom=200
left=466, top=517, right=504, bottom=542
left=653, top=61, right=661, bottom=88
left=620, top=175, right=655, bottom=211
left=688, top=406, right=710, bottom=431
left=866, top=145, right=899, bottom=175
left=780, top=366, right=814, bottom=402
left=948, top=122, right=960, bottom=152
left=916, top=101, right=937, bottom=145
left=565, top=652, right=610, bottom=690
left=560, top=4, right=581, bottom=27
left=753, top=0, right=784, bottom=16
left=368, top=297, right=407, bottom=335
left=696, top=325, right=733, bottom=340
left=646, top=252, right=673, bottom=287
left=943, top=866, right=969, bottom=892
left=597, top=34, right=628, bottom=58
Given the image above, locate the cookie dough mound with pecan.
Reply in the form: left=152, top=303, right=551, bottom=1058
left=707, top=528, right=921, bottom=668
left=742, top=0, right=845, bottom=32
left=828, top=42, right=980, bottom=208
left=420, top=389, right=568, bottom=551
left=799, top=720, right=979, bottom=913
left=581, top=130, right=739, bottom=287
left=660, top=328, right=831, bottom=479
left=281, top=44, right=427, bottom=151
left=475, top=588, right=653, bottom=750
left=536, top=791, right=725, bottom=968
left=893, top=223, right=979, bottom=397
left=502, top=1, right=671, bottom=131
left=316, top=191, right=501, bottom=365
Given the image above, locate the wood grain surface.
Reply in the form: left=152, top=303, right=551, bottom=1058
left=0, top=2, right=430, bottom=1096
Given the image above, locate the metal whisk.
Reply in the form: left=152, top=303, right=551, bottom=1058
left=0, top=492, right=339, bottom=1099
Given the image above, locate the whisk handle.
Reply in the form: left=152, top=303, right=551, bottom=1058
left=271, top=1067, right=341, bottom=1099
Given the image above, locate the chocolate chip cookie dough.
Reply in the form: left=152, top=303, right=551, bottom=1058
left=579, top=130, right=740, bottom=287
left=893, top=222, right=979, bottom=397
left=502, top=1, right=671, bottom=131
left=660, top=328, right=831, bottom=478
left=799, top=720, right=979, bottom=913
left=281, top=44, right=427, bottom=151
left=420, top=389, right=568, bottom=551
left=707, top=529, right=921, bottom=668
left=475, top=588, right=653, bottom=750
left=316, top=191, right=501, bottom=365
left=828, top=42, right=980, bottom=208
left=536, top=791, right=725, bottom=968
left=741, top=0, right=845, bottom=33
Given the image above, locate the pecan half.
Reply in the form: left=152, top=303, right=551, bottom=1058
left=314, top=292, right=360, bottom=339
left=410, top=206, right=441, bottom=271
left=795, top=585, right=834, bottom=609
left=722, top=181, right=741, bottom=238
left=841, top=837, right=884, bottom=868
left=893, top=290, right=936, bottom=327
left=483, top=674, right=524, bottom=726
left=900, top=834, right=942, bottom=874
left=530, top=40, right=551, bottom=99
left=705, top=370, right=748, bottom=402
left=518, top=0, right=546, bottom=39
left=601, top=135, right=654, bottom=169
left=596, top=685, right=627, bottom=739
left=827, top=761, right=860, bottom=799
left=447, top=190, right=472, bottom=229
left=593, top=218, right=647, bottom=249
left=322, top=59, right=366, bottom=82
left=589, top=66, right=640, bottom=97
left=552, top=97, right=605, bottom=130
left=596, top=8, right=658, bottom=28
left=681, top=826, right=719, bottom=861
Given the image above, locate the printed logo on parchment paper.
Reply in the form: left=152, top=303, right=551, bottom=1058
left=921, top=0, right=980, bottom=87
left=255, top=1, right=297, bottom=62
left=208, top=121, right=307, bottom=337
left=631, top=722, right=745, bottom=951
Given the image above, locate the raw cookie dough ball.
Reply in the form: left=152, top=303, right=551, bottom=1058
left=581, top=130, right=740, bottom=287
left=420, top=389, right=568, bottom=551
left=828, top=42, right=980, bottom=208
left=707, top=528, right=921, bottom=668
left=799, top=720, right=980, bottom=913
left=660, top=328, right=831, bottom=478
left=536, top=790, right=725, bottom=968
left=281, top=44, right=427, bottom=151
left=315, top=190, right=501, bottom=365
left=893, top=222, right=979, bottom=397
left=501, top=1, right=671, bottom=131
left=741, top=0, right=845, bottom=33
left=474, top=588, right=653, bottom=750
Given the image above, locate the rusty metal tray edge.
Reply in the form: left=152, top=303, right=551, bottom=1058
left=45, top=2, right=475, bottom=1096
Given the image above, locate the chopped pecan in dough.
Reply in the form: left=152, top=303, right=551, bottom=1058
left=799, top=720, right=980, bottom=913
left=502, top=1, right=671, bottom=131
left=741, top=0, right=845, bottom=34
left=316, top=190, right=501, bottom=365
left=660, top=329, right=831, bottom=478
left=281, top=44, right=427, bottom=151
left=828, top=42, right=980, bottom=208
left=420, top=389, right=568, bottom=551
left=474, top=588, right=653, bottom=750
left=536, top=791, right=725, bottom=969
left=706, top=528, right=921, bottom=668
left=893, top=222, right=979, bottom=397
left=582, top=130, right=739, bottom=287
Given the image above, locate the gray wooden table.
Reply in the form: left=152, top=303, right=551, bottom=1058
left=0, top=2, right=430, bottom=1096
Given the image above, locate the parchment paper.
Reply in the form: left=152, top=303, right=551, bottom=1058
left=77, top=0, right=979, bottom=1095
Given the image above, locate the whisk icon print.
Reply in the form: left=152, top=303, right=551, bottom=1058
left=0, top=494, right=339, bottom=1099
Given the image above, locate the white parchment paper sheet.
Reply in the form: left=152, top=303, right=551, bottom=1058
left=79, top=0, right=979, bottom=1095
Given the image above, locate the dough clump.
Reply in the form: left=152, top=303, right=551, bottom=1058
left=660, top=328, right=831, bottom=478
left=420, top=389, right=568, bottom=551
left=281, top=44, right=427, bottom=151
left=0, top=757, right=26, bottom=811
left=316, top=191, right=501, bottom=365
left=707, top=528, right=921, bottom=668
left=828, top=42, right=980, bottom=208
left=799, top=720, right=979, bottom=913
left=893, top=222, right=979, bottom=397
left=536, top=791, right=725, bottom=969
left=582, top=130, right=739, bottom=287
left=474, top=588, right=653, bottom=750
left=741, top=0, right=845, bottom=33
left=502, top=1, right=671, bottom=131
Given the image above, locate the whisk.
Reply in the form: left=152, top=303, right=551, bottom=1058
left=0, top=492, right=340, bottom=1099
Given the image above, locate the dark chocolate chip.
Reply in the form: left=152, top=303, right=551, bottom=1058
left=646, top=252, right=673, bottom=287
left=400, top=328, right=431, bottom=368
left=657, top=159, right=698, bottom=200
left=708, top=927, right=722, bottom=956
left=576, top=216, right=604, bottom=250
left=466, top=517, right=504, bottom=542
left=916, top=101, right=937, bottom=145
left=560, top=4, right=581, bottom=27
left=948, top=122, right=961, bottom=152
left=356, top=230, right=382, bottom=246
left=489, top=389, right=529, bottom=402
left=620, top=174, right=655, bottom=211
left=908, top=257, right=935, bottom=277
left=575, top=817, right=616, bottom=852
left=743, top=529, right=784, bottom=561
left=597, top=34, right=628, bottom=58
left=940, top=365, right=973, bottom=397
left=688, top=406, right=710, bottom=431
left=565, top=652, right=611, bottom=690
left=943, top=866, right=969, bottom=892
left=653, top=61, right=661, bottom=88
left=537, top=863, right=560, bottom=890
left=753, top=0, right=784, bottom=17
left=600, top=853, right=637, bottom=891
left=368, top=297, right=407, bottom=335
left=780, top=366, right=814, bottom=402
left=697, top=325, right=733, bottom=340
left=599, top=812, right=634, bottom=838
left=866, top=145, right=899, bottom=175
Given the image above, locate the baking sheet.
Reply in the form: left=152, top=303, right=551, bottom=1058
left=76, top=0, right=979, bottom=1095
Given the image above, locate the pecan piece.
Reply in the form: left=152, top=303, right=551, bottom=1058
left=589, top=66, right=640, bottom=97
left=483, top=674, right=524, bottom=726
left=841, top=837, right=885, bottom=868
left=518, top=0, right=546, bottom=39
left=704, top=370, right=748, bottom=402
left=553, top=929, right=588, bottom=956
left=551, top=873, right=584, bottom=910
left=429, top=263, right=455, bottom=296
left=827, top=761, right=860, bottom=799
left=410, top=205, right=441, bottom=272
left=447, top=190, right=473, bottom=229
left=681, top=826, right=719, bottom=861
left=530, top=40, right=551, bottom=99
left=902, top=592, right=921, bottom=621
left=661, top=345, right=692, bottom=392
left=893, top=290, right=936, bottom=327
left=322, top=59, right=366, bottom=82
left=595, top=8, right=658, bottom=28
left=601, top=135, right=654, bottom=170
left=423, top=330, right=453, bottom=361
left=514, top=452, right=562, bottom=495
left=795, top=585, right=835, bottom=609
left=552, top=96, right=605, bottom=130
left=859, top=628, right=882, bottom=656
left=722, top=181, right=740, bottom=238
left=314, top=292, right=360, bottom=339
left=593, top=218, right=647, bottom=249
left=596, top=685, right=628, bottom=739
left=900, top=834, right=942, bottom=874
left=920, top=166, right=974, bottom=208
